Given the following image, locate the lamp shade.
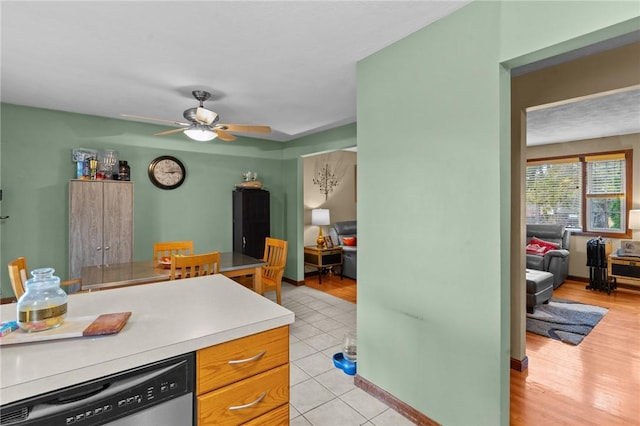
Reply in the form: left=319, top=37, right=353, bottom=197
left=184, top=125, right=218, bottom=142
left=311, top=209, right=330, bottom=226
left=629, top=210, right=640, bottom=230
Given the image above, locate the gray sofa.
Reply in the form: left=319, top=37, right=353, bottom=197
left=526, top=224, right=571, bottom=288
left=329, top=220, right=357, bottom=280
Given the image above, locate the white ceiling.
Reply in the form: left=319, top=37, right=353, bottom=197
left=1, top=1, right=638, bottom=145
left=0, top=1, right=469, bottom=142
left=527, top=88, right=640, bottom=146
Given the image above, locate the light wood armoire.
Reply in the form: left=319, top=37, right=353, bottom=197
left=69, top=180, right=134, bottom=279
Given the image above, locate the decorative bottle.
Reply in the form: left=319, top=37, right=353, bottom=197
left=16, top=268, right=68, bottom=332
left=118, top=160, right=130, bottom=181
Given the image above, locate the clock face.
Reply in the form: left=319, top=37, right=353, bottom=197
left=148, top=156, right=186, bottom=190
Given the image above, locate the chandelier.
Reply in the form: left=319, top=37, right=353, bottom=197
left=312, top=154, right=346, bottom=200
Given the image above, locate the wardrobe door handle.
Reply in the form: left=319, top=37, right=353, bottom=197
left=228, top=350, right=266, bottom=365
left=229, top=392, right=267, bottom=411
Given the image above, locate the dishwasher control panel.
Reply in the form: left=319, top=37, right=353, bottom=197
left=64, top=376, right=183, bottom=425
left=0, top=353, right=194, bottom=426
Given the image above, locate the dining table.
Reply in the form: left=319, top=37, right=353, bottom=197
left=80, top=252, right=267, bottom=294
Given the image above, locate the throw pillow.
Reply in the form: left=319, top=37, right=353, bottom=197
left=342, top=237, right=357, bottom=246
left=526, top=243, right=547, bottom=255
left=526, top=237, right=559, bottom=255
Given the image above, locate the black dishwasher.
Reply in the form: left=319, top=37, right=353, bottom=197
left=0, top=353, right=195, bottom=426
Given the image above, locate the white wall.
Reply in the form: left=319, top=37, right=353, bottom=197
left=303, top=151, right=357, bottom=249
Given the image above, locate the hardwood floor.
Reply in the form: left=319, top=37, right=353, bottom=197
left=511, top=280, right=640, bottom=425
left=305, top=276, right=640, bottom=425
left=303, top=271, right=357, bottom=303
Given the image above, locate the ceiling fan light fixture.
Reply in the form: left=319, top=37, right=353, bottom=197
left=183, top=125, right=217, bottom=142
left=196, top=107, right=218, bottom=125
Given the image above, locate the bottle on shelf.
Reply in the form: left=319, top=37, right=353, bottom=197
left=118, top=160, right=130, bottom=181
left=89, top=157, right=98, bottom=180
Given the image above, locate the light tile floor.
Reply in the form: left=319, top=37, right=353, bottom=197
left=264, top=283, right=415, bottom=426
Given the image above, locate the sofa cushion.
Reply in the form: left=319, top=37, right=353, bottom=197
left=342, top=237, right=357, bottom=246
left=334, top=221, right=357, bottom=236
left=526, top=254, right=545, bottom=270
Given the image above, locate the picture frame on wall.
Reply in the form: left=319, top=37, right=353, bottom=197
left=324, top=236, right=334, bottom=248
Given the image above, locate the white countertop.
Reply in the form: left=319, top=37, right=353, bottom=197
left=0, top=275, right=294, bottom=405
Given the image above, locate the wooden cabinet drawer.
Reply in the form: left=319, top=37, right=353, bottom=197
left=197, top=364, right=289, bottom=426
left=242, top=404, right=289, bottom=426
left=242, top=403, right=289, bottom=425
left=197, top=326, right=288, bottom=395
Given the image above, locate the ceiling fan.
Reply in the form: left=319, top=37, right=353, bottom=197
left=121, top=90, right=271, bottom=142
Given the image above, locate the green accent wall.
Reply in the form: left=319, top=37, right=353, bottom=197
left=356, top=1, right=638, bottom=425
left=357, top=3, right=505, bottom=424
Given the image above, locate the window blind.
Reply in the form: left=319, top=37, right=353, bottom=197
left=526, top=159, right=581, bottom=227
left=586, top=155, right=626, bottom=232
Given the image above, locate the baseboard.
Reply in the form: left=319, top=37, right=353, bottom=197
left=567, top=275, right=639, bottom=291
left=510, top=356, right=528, bottom=372
left=283, top=277, right=305, bottom=286
left=354, top=374, right=440, bottom=426
left=617, top=282, right=640, bottom=291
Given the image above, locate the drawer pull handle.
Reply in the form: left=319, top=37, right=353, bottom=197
left=228, top=350, right=266, bottom=365
left=229, top=392, right=267, bottom=411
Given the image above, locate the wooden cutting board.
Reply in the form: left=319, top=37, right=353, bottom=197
left=0, top=312, right=131, bottom=346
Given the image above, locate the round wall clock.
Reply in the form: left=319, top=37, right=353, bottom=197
left=148, top=156, right=186, bottom=190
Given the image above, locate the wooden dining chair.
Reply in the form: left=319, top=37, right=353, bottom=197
left=8, top=256, right=82, bottom=300
left=170, top=252, right=220, bottom=280
left=153, top=241, right=194, bottom=264
left=261, top=238, right=288, bottom=305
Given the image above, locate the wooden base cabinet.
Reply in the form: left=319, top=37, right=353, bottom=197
left=69, top=180, right=134, bottom=279
left=608, top=255, right=640, bottom=284
left=196, top=326, right=289, bottom=425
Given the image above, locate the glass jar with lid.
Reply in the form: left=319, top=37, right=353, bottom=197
left=17, top=268, right=68, bottom=332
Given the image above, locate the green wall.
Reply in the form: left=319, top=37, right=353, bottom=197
left=0, top=104, right=355, bottom=297
left=357, top=3, right=505, bottom=424
left=356, top=1, right=638, bottom=425
left=0, top=105, right=272, bottom=296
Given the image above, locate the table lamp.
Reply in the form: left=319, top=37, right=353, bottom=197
left=311, top=209, right=330, bottom=248
left=629, top=209, right=640, bottom=237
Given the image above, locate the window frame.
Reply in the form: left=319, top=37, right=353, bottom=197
left=527, top=149, right=633, bottom=239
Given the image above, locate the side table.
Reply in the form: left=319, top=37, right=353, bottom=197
left=608, top=254, right=640, bottom=290
left=304, top=246, right=343, bottom=283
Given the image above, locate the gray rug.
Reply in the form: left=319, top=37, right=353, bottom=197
left=526, top=298, right=608, bottom=345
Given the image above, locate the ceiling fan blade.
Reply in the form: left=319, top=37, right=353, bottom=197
left=195, top=107, right=218, bottom=125
left=214, top=129, right=237, bottom=142
left=121, top=114, right=190, bottom=127
left=154, top=128, right=186, bottom=136
left=217, top=124, right=271, bottom=134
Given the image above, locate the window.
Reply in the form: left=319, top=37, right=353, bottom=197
left=526, top=150, right=632, bottom=237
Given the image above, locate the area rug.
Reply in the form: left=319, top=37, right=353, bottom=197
left=526, top=298, right=608, bottom=345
